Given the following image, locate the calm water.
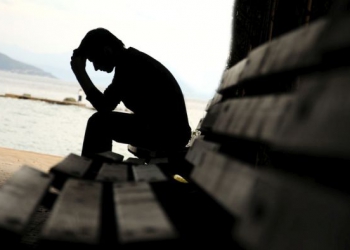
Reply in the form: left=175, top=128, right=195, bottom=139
left=0, top=71, right=208, bottom=158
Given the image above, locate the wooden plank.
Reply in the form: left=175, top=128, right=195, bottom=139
left=227, top=97, right=261, bottom=136
left=95, top=163, right=128, bottom=183
left=212, top=97, right=258, bottom=137
left=240, top=43, right=270, bottom=81
left=200, top=103, right=221, bottom=132
left=95, top=151, right=124, bottom=163
left=317, top=14, right=350, bottom=60
left=235, top=169, right=350, bottom=250
left=113, top=182, right=178, bottom=244
left=185, top=138, right=220, bottom=167
left=219, top=58, right=247, bottom=92
left=191, top=151, right=257, bottom=217
left=244, top=95, right=277, bottom=139
left=191, top=149, right=350, bottom=250
left=0, top=166, right=52, bottom=241
left=132, top=164, right=167, bottom=182
left=49, top=153, right=93, bottom=189
left=259, top=94, right=294, bottom=142
left=212, top=100, right=240, bottom=134
left=40, top=179, right=102, bottom=247
left=213, top=158, right=257, bottom=217
left=205, top=93, right=222, bottom=111
left=239, top=19, right=326, bottom=83
left=271, top=67, right=350, bottom=159
left=211, top=94, right=293, bottom=143
left=191, top=150, right=228, bottom=196
left=260, top=19, right=326, bottom=75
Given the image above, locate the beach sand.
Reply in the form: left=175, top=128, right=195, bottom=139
left=0, top=147, right=63, bottom=186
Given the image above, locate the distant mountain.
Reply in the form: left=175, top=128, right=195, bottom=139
left=0, top=52, right=56, bottom=78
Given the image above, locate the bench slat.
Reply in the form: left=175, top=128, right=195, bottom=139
left=244, top=95, right=277, bottom=139
left=272, top=67, right=350, bottom=159
left=211, top=94, right=293, bottom=143
left=200, top=103, right=221, bottom=132
left=191, top=149, right=350, bottom=250
left=237, top=19, right=326, bottom=85
left=211, top=100, right=238, bottom=133
left=185, top=138, right=220, bottom=167
left=317, top=14, right=350, bottom=61
left=260, top=19, right=326, bottom=76
left=40, top=179, right=102, bottom=246
left=219, top=58, right=247, bottom=92
left=0, top=166, right=52, bottom=240
left=227, top=97, right=261, bottom=136
left=205, top=93, right=222, bottom=111
left=259, top=94, right=293, bottom=141
left=239, top=43, right=270, bottom=82
left=236, top=169, right=350, bottom=250
left=95, top=151, right=124, bottom=163
left=191, top=151, right=256, bottom=217
left=95, top=163, right=128, bottom=183
left=132, top=164, right=167, bottom=182
left=113, top=182, right=178, bottom=244
left=49, top=153, right=93, bottom=189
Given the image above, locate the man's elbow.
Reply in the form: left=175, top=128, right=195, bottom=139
left=93, top=103, right=116, bottom=113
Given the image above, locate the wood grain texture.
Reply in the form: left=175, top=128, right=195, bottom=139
left=40, top=179, right=102, bottom=245
left=113, top=182, right=178, bottom=244
left=0, top=166, right=52, bottom=236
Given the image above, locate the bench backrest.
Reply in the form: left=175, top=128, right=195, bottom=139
left=185, top=12, right=350, bottom=250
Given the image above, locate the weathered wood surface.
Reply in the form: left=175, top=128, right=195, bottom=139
left=49, top=153, right=93, bottom=189
left=203, top=94, right=293, bottom=143
left=40, top=179, right=102, bottom=247
left=0, top=166, right=52, bottom=242
left=132, top=164, right=168, bottom=182
left=113, top=182, right=178, bottom=244
left=271, top=67, right=350, bottom=160
left=95, top=163, right=129, bottom=183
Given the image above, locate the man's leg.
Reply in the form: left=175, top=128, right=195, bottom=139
left=81, top=111, right=139, bottom=158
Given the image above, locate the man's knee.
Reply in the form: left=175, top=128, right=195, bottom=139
left=87, top=112, right=109, bottom=127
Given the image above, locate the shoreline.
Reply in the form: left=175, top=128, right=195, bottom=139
left=0, top=146, right=63, bottom=186
left=0, top=93, right=87, bottom=107
left=0, top=93, right=134, bottom=113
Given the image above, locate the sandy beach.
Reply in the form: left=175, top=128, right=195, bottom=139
left=0, top=147, right=63, bottom=186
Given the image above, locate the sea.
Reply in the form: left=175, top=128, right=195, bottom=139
left=0, top=71, right=209, bottom=159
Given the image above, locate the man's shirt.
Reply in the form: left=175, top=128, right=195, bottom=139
left=86, top=47, right=191, bottom=139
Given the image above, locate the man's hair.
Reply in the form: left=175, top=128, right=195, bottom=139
left=74, top=28, right=124, bottom=57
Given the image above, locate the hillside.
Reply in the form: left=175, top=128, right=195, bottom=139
left=0, top=52, right=56, bottom=78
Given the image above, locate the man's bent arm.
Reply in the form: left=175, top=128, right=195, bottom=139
left=70, top=56, right=94, bottom=93
left=70, top=56, right=118, bottom=112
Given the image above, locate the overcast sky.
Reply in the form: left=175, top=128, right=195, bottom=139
left=0, top=0, right=234, bottom=100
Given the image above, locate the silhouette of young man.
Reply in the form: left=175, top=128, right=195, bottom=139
left=70, top=28, right=192, bottom=158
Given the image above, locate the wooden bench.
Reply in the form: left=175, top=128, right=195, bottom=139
left=2, top=12, right=350, bottom=250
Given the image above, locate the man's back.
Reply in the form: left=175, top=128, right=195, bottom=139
left=109, top=47, right=191, bottom=132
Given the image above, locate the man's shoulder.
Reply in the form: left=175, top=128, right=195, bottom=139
left=127, top=47, right=166, bottom=69
left=127, top=47, right=139, bottom=54
left=126, top=47, right=176, bottom=81
left=127, top=47, right=152, bottom=60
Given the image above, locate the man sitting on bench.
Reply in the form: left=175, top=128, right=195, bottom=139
left=70, top=28, right=192, bottom=159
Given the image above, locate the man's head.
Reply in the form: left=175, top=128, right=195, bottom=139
left=74, top=28, right=125, bottom=73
